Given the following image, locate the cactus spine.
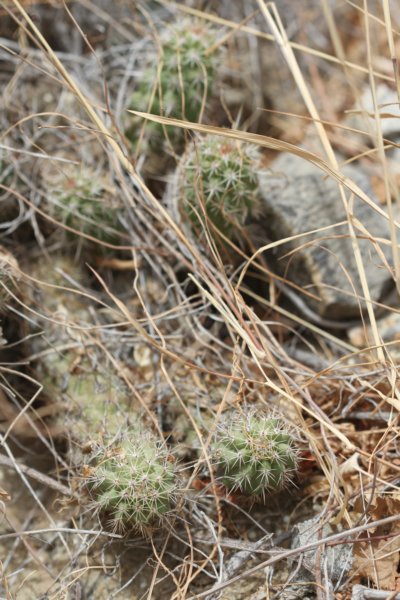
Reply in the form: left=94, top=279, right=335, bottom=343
left=32, top=257, right=181, bottom=533
left=88, top=432, right=178, bottom=533
left=174, top=135, right=261, bottom=238
left=45, top=166, right=122, bottom=242
left=211, top=411, right=298, bottom=497
left=129, top=20, right=219, bottom=147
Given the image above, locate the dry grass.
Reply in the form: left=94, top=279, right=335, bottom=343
left=0, top=0, right=400, bottom=598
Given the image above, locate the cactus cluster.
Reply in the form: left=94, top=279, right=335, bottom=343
left=211, top=411, right=298, bottom=497
left=32, top=258, right=181, bottom=533
left=39, top=340, right=181, bottom=533
left=87, top=431, right=179, bottom=533
left=46, top=166, right=122, bottom=242
left=41, top=343, right=181, bottom=533
left=129, top=20, right=219, bottom=147
left=33, top=256, right=300, bottom=531
left=174, top=135, right=261, bottom=238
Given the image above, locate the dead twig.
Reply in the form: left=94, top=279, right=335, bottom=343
left=0, top=453, right=76, bottom=499
left=352, top=585, right=400, bottom=599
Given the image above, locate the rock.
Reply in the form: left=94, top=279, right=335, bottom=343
left=349, top=310, right=400, bottom=357
left=291, top=515, right=353, bottom=588
left=256, top=153, right=394, bottom=319
left=344, top=84, right=400, bottom=140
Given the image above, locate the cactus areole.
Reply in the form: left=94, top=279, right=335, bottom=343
left=212, top=412, right=298, bottom=497
left=88, top=433, right=179, bottom=533
left=131, top=21, right=218, bottom=134
left=176, top=136, right=261, bottom=239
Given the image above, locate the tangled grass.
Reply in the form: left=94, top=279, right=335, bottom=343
left=0, top=1, right=400, bottom=598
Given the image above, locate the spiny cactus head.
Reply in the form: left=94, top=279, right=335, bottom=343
left=211, top=411, right=298, bottom=497
left=129, top=20, right=219, bottom=147
left=67, top=362, right=131, bottom=443
left=45, top=166, right=122, bottom=242
left=87, top=431, right=179, bottom=534
left=174, top=136, right=261, bottom=239
left=38, top=345, right=133, bottom=450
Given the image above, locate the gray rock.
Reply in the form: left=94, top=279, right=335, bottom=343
left=256, top=154, right=394, bottom=319
left=344, top=84, right=400, bottom=140
left=291, top=515, right=353, bottom=589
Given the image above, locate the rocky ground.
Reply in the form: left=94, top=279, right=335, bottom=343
left=0, top=1, right=400, bottom=599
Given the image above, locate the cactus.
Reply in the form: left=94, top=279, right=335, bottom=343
left=39, top=338, right=182, bottom=533
left=128, top=19, right=219, bottom=148
left=87, top=431, right=179, bottom=533
left=211, top=411, right=298, bottom=497
left=37, top=322, right=181, bottom=533
left=42, top=352, right=133, bottom=446
left=31, top=257, right=181, bottom=532
left=31, top=256, right=134, bottom=444
left=172, top=135, right=261, bottom=239
left=46, top=166, right=122, bottom=242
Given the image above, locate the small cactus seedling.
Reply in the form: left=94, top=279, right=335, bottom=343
left=46, top=166, right=122, bottom=242
left=129, top=20, right=219, bottom=147
left=30, top=257, right=182, bottom=534
left=88, top=431, right=179, bottom=533
left=173, top=135, right=261, bottom=238
left=211, top=411, right=298, bottom=497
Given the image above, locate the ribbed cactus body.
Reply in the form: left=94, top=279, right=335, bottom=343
left=42, top=343, right=180, bottom=532
left=32, top=257, right=181, bottom=532
left=45, top=167, right=122, bottom=242
left=89, top=432, right=178, bottom=533
left=39, top=330, right=180, bottom=532
left=174, top=136, right=261, bottom=238
left=42, top=353, right=130, bottom=445
left=129, top=20, right=218, bottom=146
left=31, top=257, right=132, bottom=446
left=212, top=412, right=298, bottom=496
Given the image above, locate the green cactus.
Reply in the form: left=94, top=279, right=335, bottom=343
left=39, top=339, right=182, bottom=533
left=173, top=135, right=261, bottom=238
left=41, top=353, right=132, bottom=445
left=31, top=257, right=132, bottom=447
left=128, top=19, right=219, bottom=148
left=87, top=432, right=179, bottom=533
left=211, top=411, right=298, bottom=497
left=36, top=317, right=181, bottom=533
left=31, top=257, right=181, bottom=532
left=47, top=167, right=122, bottom=242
